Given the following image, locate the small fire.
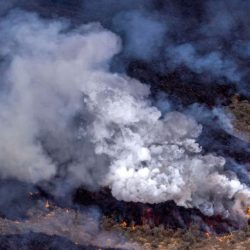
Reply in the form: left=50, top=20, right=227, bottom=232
left=216, top=233, right=233, bottom=242
left=131, top=224, right=136, bottom=231
left=46, top=212, right=53, bottom=217
left=205, top=232, right=211, bottom=239
left=45, top=200, right=50, bottom=209
left=246, top=207, right=250, bottom=218
left=120, top=221, right=127, bottom=229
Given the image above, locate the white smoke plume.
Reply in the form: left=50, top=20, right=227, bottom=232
left=0, top=11, right=249, bottom=218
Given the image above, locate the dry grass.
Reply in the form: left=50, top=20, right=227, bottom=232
left=228, top=95, right=250, bottom=142
left=102, top=216, right=250, bottom=250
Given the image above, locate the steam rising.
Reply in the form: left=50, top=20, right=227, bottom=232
left=0, top=11, right=249, bottom=218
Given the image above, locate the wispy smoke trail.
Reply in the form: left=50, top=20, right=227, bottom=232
left=0, top=10, right=249, bottom=219
left=79, top=0, right=250, bottom=94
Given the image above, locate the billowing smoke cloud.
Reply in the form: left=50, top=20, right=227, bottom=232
left=0, top=10, right=249, bottom=219
left=103, top=110, right=249, bottom=217
left=0, top=11, right=120, bottom=186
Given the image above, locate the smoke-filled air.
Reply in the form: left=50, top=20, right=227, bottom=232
left=0, top=9, right=249, bottom=221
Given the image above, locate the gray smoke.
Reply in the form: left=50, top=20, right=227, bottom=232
left=0, top=10, right=249, bottom=219
left=166, top=44, right=240, bottom=82
left=3, top=1, right=250, bottom=90
left=113, top=10, right=167, bottom=62
left=78, top=0, right=250, bottom=93
left=0, top=205, right=141, bottom=249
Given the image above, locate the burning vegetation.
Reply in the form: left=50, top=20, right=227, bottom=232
left=102, top=216, right=250, bottom=250
left=0, top=1, right=250, bottom=250
left=247, top=207, right=250, bottom=218
left=73, top=188, right=245, bottom=234
left=0, top=197, right=250, bottom=250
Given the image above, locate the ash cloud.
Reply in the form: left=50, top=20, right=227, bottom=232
left=0, top=9, right=249, bottom=220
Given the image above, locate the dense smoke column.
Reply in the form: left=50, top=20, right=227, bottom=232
left=0, top=1, right=249, bottom=222
left=0, top=9, right=249, bottom=220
